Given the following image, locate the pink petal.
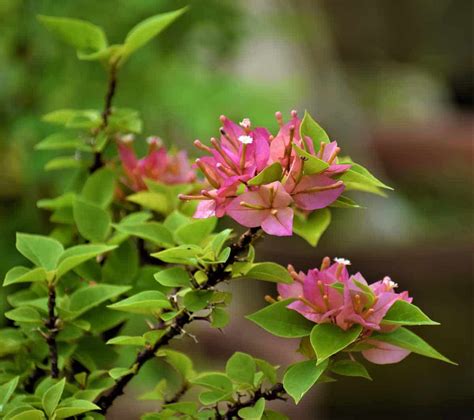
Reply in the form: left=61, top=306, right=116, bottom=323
left=362, top=339, right=411, bottom=364
left=278, top=280, right=303, bottom=300
left=226, top=193, right=269, bottom=228
left=261, top=207, right=293, bottom=236
left=291, top=174, right=345, bottom=211
left=194, top=200, right=216, bottom=219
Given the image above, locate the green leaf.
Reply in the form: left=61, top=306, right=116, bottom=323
left=0, top=376, right=19, bottom=411
left=244, top=262, right=292, bottom=284
left=255, top=359, right=277, bottom=384
left=371, top=327, right=456, bottom=365
left=37, top=192, right=75, bottom=210
left=382, top=300, right=440, bottom=326
left=283, top=359, right=328, bottom=404
left=310, top=324, right=363, bottom=365
left=158, top=349, right=196, bottom=378
left=5, top=307, right=42, bottom=324
left=122, top=8, right=187, bottom=59
left=163, top=402, right=198, bottom=415
left=211, top=307, right=229, bottom=329
left=106, top=336, right=146, bottom=346
left=35, top=132, right=91, bottom=152
left=293, top=144, right=329, bottom=175
left=262, top=410, right=289, bottom=420
left=330, top=196, right=361, bottom=208
left=113, top=222, right=173, bottom=248
left=67, top=284, right=130, bottom=319
left=45, top=156, right=83, bottom=171
left=338, top=158, right=392, bottom=195
left=56, top=244, right=116, bottom=279
left=9, top=410, right=45, bottom=420
left=330, top=360, right=371, bottom=380
left=38, top=15, right=107, bottom=55
left=154, top=267, right=190, bottom=288
left=81, top=168, right=116, bottom=208
left=248, top=162, right=283, bottom=186
left=42, top=109, right=101, bottom=128
left=246, top=299, right=314, bottom=338
left=191, top=372, right=233, bottom=392
left=42, top=378, right=65, bottom=417
left=174, top=218, right=217, bottom=246
left=54, top=400, right=100, bottom=418
left=226, top=352, right=256, bottom=385
left=127, top=191, right=169, bottom=214
left=3, top=266, right=47, bottom=286
left=210, top=229, right=233, bottom=257
left=183, top=290, right=213, bottom=312
left=16, top=233, right=64, bottom=271
left=152, top=245, right=202, bottom=265
left=293, top=209, right=331, bottom=247
left=238, top=398, right=265, bottom=419
left=107, top=291, right=172, bottom=314
left=300, top=110, right=330, bottom=149
left=73, top=198, right=111, bottom=242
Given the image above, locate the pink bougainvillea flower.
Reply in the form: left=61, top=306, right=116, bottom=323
left=117, top=135, right=196, bottom=191
left=278, top=257, right=349, bottom=324
left=227, top=181, right=294, bottom=236
left=277, top=257, right=413, bottom=364
left=179, top=111, right=352, bottom=236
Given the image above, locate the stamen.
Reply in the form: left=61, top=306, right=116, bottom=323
left=291, top=109, right=298, bottom=118
left=196, top=159, right=220, bottom=189
left=240, top=201, right=267, bottom=210
left=336, top=263, right=345, bottom=279
left=302, top=181, right=344, bottom=194
left=275, top=111, right=283, bottom=127
left=210, top=138, right=240, bottom=173
left=219, top=128, right=239, bottom=152
left=318, top=141, right=326, bottom=159
left=265, top=295, right=277, bottom=304
left=194, top=139, right=212, bottom=153
left=298, top=296, right=324, bottom=313
left=288, top=264, right=304, bottom=283
left=270, top=209, right=278, bottom=216
left=320, top=256, right=331, bottom=270
left=201, top=189, right=217, bottom=199
left=178, top=194, right=208, bottom=201
left=327, top=147, right=341, bottom=164
left=216, top=162, right=234, bottom=177
left=120, top=134, right=134, bottom=144
left=322, top=294, right=330, bottom=310
left=146, top=136, right=162, bottom=147
left=353, top=294, right=362, bottom=312
left=317, top=280, right=325, bottom=295
left=362, top=308, right=375, bottom=319
left=268, top=134, right=274, bottom=142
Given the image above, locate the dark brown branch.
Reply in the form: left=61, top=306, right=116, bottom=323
left=165, top=381, right=190, bottom=404
left=45, top=284, right=59, bottom=378
left=221, top=383, right=286, bottom=419
left=89, top=62, right=118, bottom=173
left=94, top=228, right=262, bottom=415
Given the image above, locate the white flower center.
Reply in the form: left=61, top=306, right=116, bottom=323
left=382, top=276, right=398, bottom=289
left=146, top=136, right=163, bottom=146
left=239, top=118, right=251, bottom=129
left=121, top=134, right=135, bottom=144
left=334, top=257, right=351, bottom=266
left=238, top=135, right=253, bottom=145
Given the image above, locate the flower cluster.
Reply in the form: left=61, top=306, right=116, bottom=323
left=117, top=135, right=196, bottom=191
left=179, top=111, right=351, bottom=236
left=278, top=257, right=412, bottom=364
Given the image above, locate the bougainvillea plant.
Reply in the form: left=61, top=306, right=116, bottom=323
left=0, top=9, right=455, bottom=420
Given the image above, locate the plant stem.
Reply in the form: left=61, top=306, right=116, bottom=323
left=94, top=228, right=262, bottom=414
left=90, top=61, right=118, bottom=173
left=220, top=383, right=286, bottom=419
left=45, top=283, right=59, bottom=378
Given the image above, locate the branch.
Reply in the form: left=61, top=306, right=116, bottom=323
left=221, top=383, right=286, bottom=419
left=45, top=284, right=59, bottom=378
left=94, top=228, right=262, bottom=414
left=89, top=61, right=118, bottom=173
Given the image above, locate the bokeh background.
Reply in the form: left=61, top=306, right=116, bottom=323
left=0, top=0, right=472, bottom=419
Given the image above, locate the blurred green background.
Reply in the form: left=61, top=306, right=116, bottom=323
left=0, top=0, right=472, bottom=418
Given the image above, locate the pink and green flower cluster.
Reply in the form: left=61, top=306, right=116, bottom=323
left=278, top=257, right=413, bottom=364
left=180, top=111, right=350, bottom=236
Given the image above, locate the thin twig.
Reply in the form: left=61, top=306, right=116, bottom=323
left=94, top=228, right=262, bottom=414
left=45, top=284, right=59, bottom=378
left=89, top=61, right=118, bottom=173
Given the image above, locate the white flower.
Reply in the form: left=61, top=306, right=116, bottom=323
left=382, top=276, right=398, bottom=289
left=239, top=118, right=251, bottom=129
left=334, top=257, right=351, bottom=266
left=121, top=134, right=135, bottom=143
left=146, top=136, right=163, bottom=146
left=238, top=135, right=253, bottom=145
